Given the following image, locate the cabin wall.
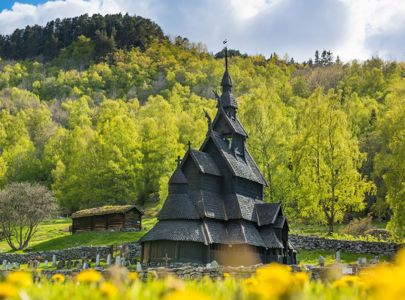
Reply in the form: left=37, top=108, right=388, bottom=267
left=72, top=211, right=142, bottom=233
left=124, top=210, right=142, bottom=230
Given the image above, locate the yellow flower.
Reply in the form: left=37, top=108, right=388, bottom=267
left=223, top=272, right=231, bottom=279
left=292, top=272, right=309, bottom=289
left=253, top=263, right=294, bottom=298
left=164, top=290, right=211, bottom=300
left=100, top=282, right=119, bottom=299
left=76, top=269, right=102, bottom=283
left=6, top=271, right=32, bottom=287
left=0, top=283, right=19, bottom=299
left=128, top=272, right=138, bottom=281
left=51, top=273, right=65, bottom=283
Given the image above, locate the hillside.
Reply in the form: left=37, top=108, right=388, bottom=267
left=0, top=14, right=404, bottom=238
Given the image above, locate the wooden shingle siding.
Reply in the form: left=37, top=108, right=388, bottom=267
left=71, top=206, right=142, bottom=233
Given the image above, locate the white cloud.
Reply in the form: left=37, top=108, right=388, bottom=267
left=1, top=0, right=405, bottom=61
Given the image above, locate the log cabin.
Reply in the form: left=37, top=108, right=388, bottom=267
left=71, top=205, right=142, bottom=233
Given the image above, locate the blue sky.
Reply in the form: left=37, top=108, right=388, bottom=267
left=1, top=0, right=405, bottom=61
left=0, top=0, right=46, bottom=11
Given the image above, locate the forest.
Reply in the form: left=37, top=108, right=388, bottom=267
left=0, top=14, right=403, bottom=239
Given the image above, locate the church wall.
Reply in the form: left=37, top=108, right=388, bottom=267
left=182, top=159, right=201, bottom=190
left=233, top=177, right=263, bottom=200
left=204, top=140, right=233, bottom=195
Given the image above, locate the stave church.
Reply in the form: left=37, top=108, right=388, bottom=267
left=140, top=48, right=296, bottom=265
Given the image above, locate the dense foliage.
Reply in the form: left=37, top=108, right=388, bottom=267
left=0, top=16, right=404, bottom=237
left=0, top=13, right=165, bottom=61
left=0, top=249, right=404, bottom=300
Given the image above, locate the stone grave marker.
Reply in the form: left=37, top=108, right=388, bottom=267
left=52, top=255, right=57, bottom=268
left=106, top=254, right=112, bottom=266
left=318, top=256, right=325, bottom=267
left=44, top=260, right=49, bottom=269
left=96, top=254, right=100, bottom=267
left=335, top=250, right=341, bottom=263
left=115, top=256, right=121, bottom=266
left=136, top=262, right=142, bottom=272
left=2, top=260, right=7, bottom=270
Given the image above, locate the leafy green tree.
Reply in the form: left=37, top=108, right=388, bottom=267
left=293, top=89, right=374, bottom=233
left=239, top=84, right=295, bottom=205
left=375, top=94, right=405, bottom=239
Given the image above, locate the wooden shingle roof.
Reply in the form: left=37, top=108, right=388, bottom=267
left=71, top=204, right=142, bottom=219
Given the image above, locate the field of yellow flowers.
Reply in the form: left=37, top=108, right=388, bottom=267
left=0, top=249, right=404, bottom=300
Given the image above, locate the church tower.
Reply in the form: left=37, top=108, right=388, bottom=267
left=140, top=47, right=296, bottom=265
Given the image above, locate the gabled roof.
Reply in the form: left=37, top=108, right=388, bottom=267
left=169, top=168, right=188, bottom=184
left=71, top=204, right=142, bottom=219
left=212, top=108, right=248, bottom=137
left=183, top=149, right=222, bottom=176
left=259, top=226, right=284, bottom=249
left=191, top=190, right=227, bottom=220
left=225, top=194, right=260, bottom=222
left=226, top=220, right=266, bottom=247
left=139, top=220, right=208, bottom=245
left=256, top=203, right=281, bottom=226
left=204, top=132, right=266, bottom=185
left=158, top=193, right=200, bottom=220
left=274, top=216, right=286, bottom=229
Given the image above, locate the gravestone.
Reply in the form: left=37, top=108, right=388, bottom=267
left=52, top=255, right=57, bottom=268
left=136, top=262, right=142, bottom=272
left=96, top=254, right=100, bottom=267
left=106, top=254, right=112, bottom=266
left=318, top=256, right=325, bottom=267
left=115, top=256, right=121, bottom=266
left=44, top=260, right=49, bottom=269
left=2, top=260, right=7, bottom=269
left=336, top=250, right=341, bottom=263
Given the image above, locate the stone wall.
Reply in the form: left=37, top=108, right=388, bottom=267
left=0, top=246, right=113, bottom=264
left=289, top=234, right=403, bottom=256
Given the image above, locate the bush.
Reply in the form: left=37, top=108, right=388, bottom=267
left=341, top=214, right=373, bottom=237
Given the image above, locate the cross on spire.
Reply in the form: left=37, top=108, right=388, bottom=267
left=187, top=141, right=191, bottom=151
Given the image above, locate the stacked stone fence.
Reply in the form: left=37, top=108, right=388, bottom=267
left=0, top=246, right=113, bottom=264
left=289, top=234, right=403, bottom=256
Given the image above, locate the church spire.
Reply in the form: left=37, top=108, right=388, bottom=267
left=221, top=45, right=232, bottom=93
left=219, top=40, right=237, bottom=111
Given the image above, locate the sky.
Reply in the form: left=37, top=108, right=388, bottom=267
left=0, top=0, right=405, bottom=62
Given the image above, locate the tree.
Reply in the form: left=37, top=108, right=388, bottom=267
left=293, top=90, right=374, bottom=233
left=375, top=94, right=405, bottom=239
left=0, top=182, right=57, bottom=250
left=239, top=85, right=295, bottom=205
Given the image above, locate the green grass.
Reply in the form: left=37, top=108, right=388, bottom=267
left=0, top=217, right=158, bottom=253
left=29, top=231, right=146, bottom=252
left=290, top=220, right=391, bottom=242
left=297, top=249, right=390, bottom=265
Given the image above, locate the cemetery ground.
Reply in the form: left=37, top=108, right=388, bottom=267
left=0, top=208, right=396, bottom=265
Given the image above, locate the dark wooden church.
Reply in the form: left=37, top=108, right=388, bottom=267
left=140, top=49, right=296, bottom=265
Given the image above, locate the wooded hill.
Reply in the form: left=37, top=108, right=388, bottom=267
left=0, top=14, right=403, bottom=238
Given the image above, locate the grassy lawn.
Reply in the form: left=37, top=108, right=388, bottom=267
left=0, top=217, right=158, bottom=253
left=297, top=249, right=390, bottom=265
left=290, top=220, right=390, bottom=242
